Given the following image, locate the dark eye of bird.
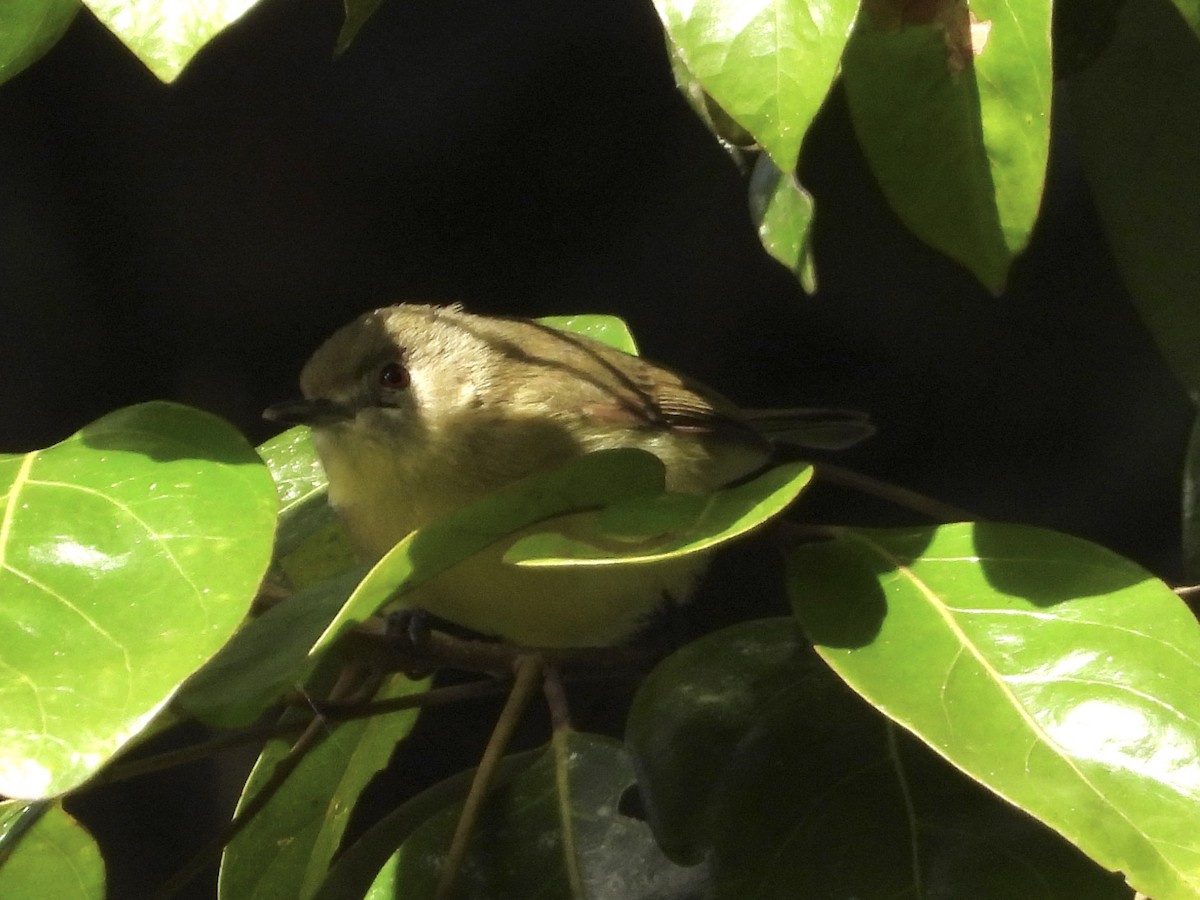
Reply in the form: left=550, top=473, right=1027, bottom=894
left=378, top=362, right=410, bottom=390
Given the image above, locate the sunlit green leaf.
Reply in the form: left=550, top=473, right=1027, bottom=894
left=0, top=402, right=276, bottom=798
left=504, top=461, right=812, bottom=567
left=311, top=448, right=666, bottom=653
left=652, top=0, right=859, bottom=173
left=219, top=673, right=428, bottom=900
left=257, top=425, right=355, bottom=585
left=748, top=154, right=817, bottom=292
left=175, top=565, right=367, bottom=728
left=0, top=0, right=79, bottom=86
left=537, top=314, right=639, bottom=355
left=789, top=523, right=1200, bottom=900
left=627, top=619, right=1133, bottom=898
left=258, top=426, right=327, bottom=539
left=0, top=801, right=104, bottom=899
left=1071, top=0, right=1200, bottom=396
left=843, top=0, right=1051, bottom=294
left=82, top=0, right=262, bottom=82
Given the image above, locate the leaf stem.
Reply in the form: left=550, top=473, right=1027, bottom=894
left=434, top=653, right=544, bottom=900
left=151, top=665, right=379, bottom=899
left=814, top=462, right=983, bottom=522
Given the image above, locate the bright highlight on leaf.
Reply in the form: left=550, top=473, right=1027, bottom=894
left=652, top=0, right=859, bottom=174
left=0, top=402, right=276, bottom=798
left=504, top=461, right=812, bottom=567
left=788, top=523, right=1200, bottom=900
left=841, top=0, right=1052, bottom=293
left=537, top=314, right=639, bottom=356
left=82, top=0, right=261, bottom=82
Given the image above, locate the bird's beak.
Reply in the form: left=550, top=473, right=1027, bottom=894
left=263, top=398, right=356, bottom=427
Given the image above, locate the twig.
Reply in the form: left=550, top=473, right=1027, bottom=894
left=434, top=654, right=544, bottom=900
left=346, top=620, right=660, bottom=678
left=152, top=665, right=378, bottom=899
left=814, top=462, right=983, bottom=522
left=91, top=678, right=506, bottom=788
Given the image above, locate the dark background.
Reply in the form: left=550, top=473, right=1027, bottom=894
left=0, top=0, right=1190, bottom=896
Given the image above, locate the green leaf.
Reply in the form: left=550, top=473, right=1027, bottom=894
left=536, top=314, right=639, bottom=356
left=627, top=619, right=1133, bottom=898
left=0, top=0, right=79, bottom=86
left=503, top=461, right=812, bottom=567
left=1171, top=0, right=1200, bottom=38
left=843, top=0, right=1051, bottom=294
left=175, top=565, right=367, bottom=728
left=652, top=0, right=859, bottom=173
left=748, top=154, right=817, bottom=292
left=311, top=752, right=541, bottom=900
left=258, top=425, right=328, bottom=552
left=788, top=523, right=1200, bottom=900
left=219, top=672, right=428, bottom=900
left=335, top=0, right=384, bottom=56
left=1070, top=0, right=1200, bottom=395
left=257, top=425, right=355, bottom=584
left=0, top=801, right=104, bottom=899
left=82, top=0, right=263, bottom=83
left=371, top=731, right=701, bottom=899
left=0, top=402, right=276, bottom=798
left=311, top=448, right=666, bottom=653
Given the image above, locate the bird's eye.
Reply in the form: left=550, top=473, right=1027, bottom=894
left=378, top=362, right=410, bottom=390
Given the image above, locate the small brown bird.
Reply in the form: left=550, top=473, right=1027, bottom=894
left=266, top=303, right=871, bottom=646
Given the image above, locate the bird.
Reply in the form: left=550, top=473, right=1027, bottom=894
left=265, top=303, right=871, bottom=647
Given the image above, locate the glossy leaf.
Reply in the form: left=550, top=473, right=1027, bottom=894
left=748, top=154, right=816, bottom=291
left=504, top=460, right=812, bottom=567
left=536, top=313, right=639, bottom=355
left=175, top=565, right=367, bottom=728
left=0, top=0, right=79, bottom=86
left=219, top=673, right=428, bottom=900
left=1071, top=0, right=1200, bottom=395
left=788, top=523, right=1200, bottom=900
left=82, top=0, right=263, bottom=82
left=842, top=0, right=1051, bottom=294
left=378, top=731, right=702, bottom=899
left=0, top=801, right=104, bottom=899
left=0, top=402, right=276, bottom=798
left=311, top=752, right=540, bottom=900
left=257, top=426, right=331, bottom=558
left=627, top=619, right=1133, bottom=899
left=311, top=448, right=666, bottom=653
left=335, top=0, right=384, bottom=56
left=652, top=0, right=859, bottom=173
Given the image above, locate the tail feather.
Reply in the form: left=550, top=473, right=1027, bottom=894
left=742, top=407, right=875, bottom=451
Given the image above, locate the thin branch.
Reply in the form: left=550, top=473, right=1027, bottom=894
left=814, top=462, right=984, bottom=522
left=434, top=654, right=545, bottom=900
left=152, top=665, right=379, bottom=899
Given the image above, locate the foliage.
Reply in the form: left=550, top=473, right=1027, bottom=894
left=2, top=2, right=1200, bottom=900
